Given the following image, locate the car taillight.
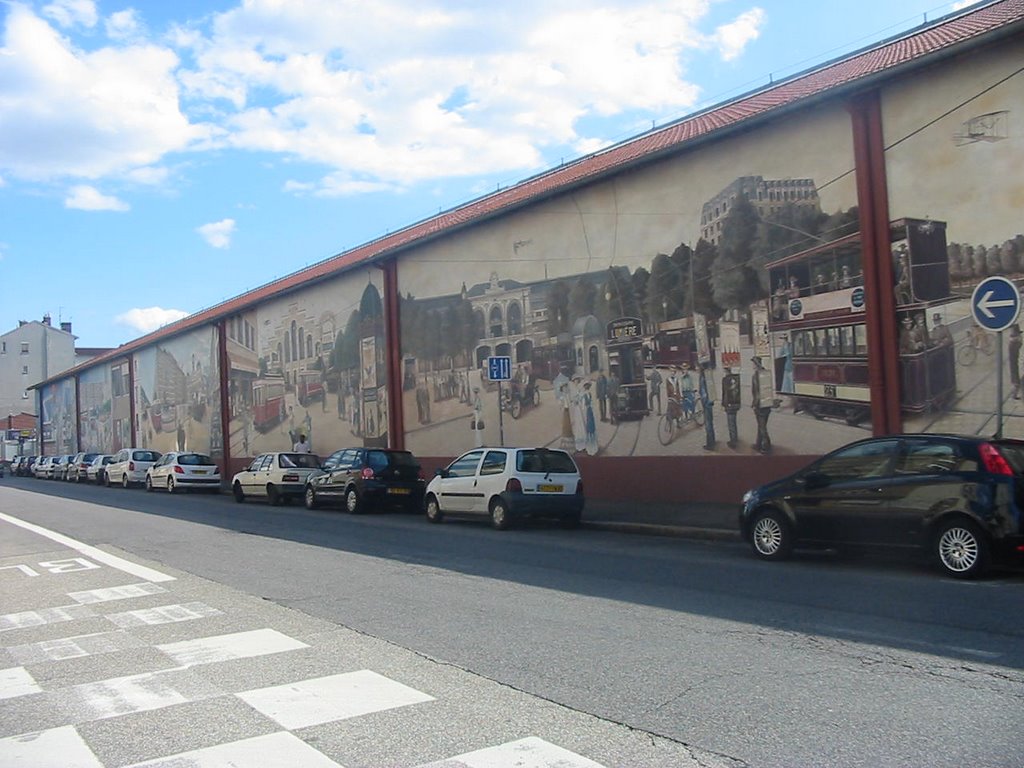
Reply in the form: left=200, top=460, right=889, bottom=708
left=174, top=465, right=184, bottom=474
left=575, top=479, right=584, bottom=495
left=282, top=473, right=300, bottom=482
left=979, top=443, right=1013, bottom=476
left=506, top=477, right=522, bottom=493
left=128, top=461, right=135, bottom=471
left=361, top=467, right=374, bottom=480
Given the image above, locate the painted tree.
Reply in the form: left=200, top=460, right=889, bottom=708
left=631, top=267, right=650, bottom=325
left=569, top=274, right=597, bottom=321
left=711, top=194, right=761, bottom=310
left=947, top=242, right=964, bottom=281
left=1000, top=238, right=1020, bottom=274
left=646, top=253, right=682, bottom=322
left=546, top=280, right=571, bottom=336
left=691, top=238, right=721, bottom=319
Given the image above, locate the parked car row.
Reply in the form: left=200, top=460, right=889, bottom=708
left=11, top=445, right=587, bottom=532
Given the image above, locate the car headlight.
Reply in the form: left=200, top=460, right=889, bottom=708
left=742, top=489, right=754, bottom=504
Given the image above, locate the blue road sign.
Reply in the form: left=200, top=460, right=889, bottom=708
left=971, top=276, right=1021, bottom=332
left=487, top=355, right=512, bottom=381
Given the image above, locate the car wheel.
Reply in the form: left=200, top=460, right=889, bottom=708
left=267, top=484, right=283, bottom=506
left=934, top=518, right=990, bottom=579
left=425, top=494, right=444, bottom=523
left=145, top=476, right=153, bottom=492
left=167, top=476, right=176, bottom=494
left=104, top=472, right=111, bottom=487
left=510, top=398, right=522, bottom=419
left=122, top=474, right=130, bottom=489
left=490, top=498, right=511, bottom=530
left=345, top=487, right=361, bottom=514
left=233, top=483, right=245, bottom=503
left=749, top=508, right=793, bottom=561
left=304, top=486, right=318, bottom=510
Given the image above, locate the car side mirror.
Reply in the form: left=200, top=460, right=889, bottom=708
left=804, top=471, right=830, bottom=490
left=435, top=468, right=449, bottom=478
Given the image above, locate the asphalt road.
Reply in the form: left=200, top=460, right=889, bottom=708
left=3, top=475, right=1023, bottom=767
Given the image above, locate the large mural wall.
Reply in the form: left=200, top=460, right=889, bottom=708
left=225, top=274, right=388, bottom=460
left=40, top=378, right=76, bottom=455
left=133, top=327, right=221, bottom=458
left=398, top=102, right=866, bottom=460
left=78, top=365, right=111, bottom=452
left=882, top=35, right=1024, bottom=439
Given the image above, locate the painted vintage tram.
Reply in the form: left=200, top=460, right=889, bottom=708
left=766, top=218, right=956, bottom=424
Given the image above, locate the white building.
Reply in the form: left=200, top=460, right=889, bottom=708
left=0, top=315, right=76, bottom=418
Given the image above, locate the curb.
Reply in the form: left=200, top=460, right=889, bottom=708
left=583, top=520, right=741, bottom=542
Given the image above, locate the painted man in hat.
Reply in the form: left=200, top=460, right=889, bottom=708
left=751, top=355, right=772, bottom=454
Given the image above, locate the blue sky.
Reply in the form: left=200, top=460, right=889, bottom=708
left=0, top=0, right=980, bottom=348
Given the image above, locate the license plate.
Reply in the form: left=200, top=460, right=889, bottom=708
left=193, top=470, right=207, bottom=475
left=538, top=484, right=563, bottom=493
left=388, top=487, right=411, bottom=495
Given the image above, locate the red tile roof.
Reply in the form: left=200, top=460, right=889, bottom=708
left=39, top=0, right=1024, bottom=385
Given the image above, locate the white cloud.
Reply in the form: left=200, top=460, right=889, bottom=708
left=198, top=218, right=236, bottom=248
left=0, top=1, right=768, bottom=195
left=42, top=0, right=97, bottom=29
left=714, top=8, right=765, bottom=62
left=105, top=9, right=143, bottom=41
left=115, top=307, right=189, bottom=333
left=0, top=5, right=211, bottom=183
left=65, top=184, right=129, bottom=211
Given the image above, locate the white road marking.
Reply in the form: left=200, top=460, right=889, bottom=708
left=106, top=602, right=222, bottom=628
left=0, top=605, right=96, bottom=632
left=8, top=631, right=144, bottom=664
left=0, top=666, right=42, bottom=699
left=0, top=511, right=176, bottom=582
left=0, top=725, right=104, bottom=767
left=237, top=670, right=435, bottom=729
left=416, top=737, right=607, bottom=768
left=68, top=583, right=168, bottom=604
left=123, top=731, right=346, bottom=768
left=71, top=673, right=194, bottom=720
left=157, top=628, right=309, bottom=667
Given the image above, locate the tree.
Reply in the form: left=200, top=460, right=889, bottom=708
left=646, top=253, right=681, bottom=322
left=569, top=274, right=597, bottom=321
left=999, top=238, right=1020, bottom=274
left=947, top=242, right=964, bottom=282
left=691, top=238, right=722, bottom=319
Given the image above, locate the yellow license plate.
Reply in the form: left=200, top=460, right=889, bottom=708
left=388, top=487, right=411, bottom=495
left=538, top=484, right=563, bottom=492
left=193, top=470, right=207, bottom=475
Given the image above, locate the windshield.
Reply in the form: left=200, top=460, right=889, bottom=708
left=280, top=453, right=321, bottom=469
left=178, top=453, right=213, bottom=466
left=517, top=449, right=578, bottom=474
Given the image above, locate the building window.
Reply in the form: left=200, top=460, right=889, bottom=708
left=1, top=341, right=5, bottom=354
left=22, top=365, right=29, bottom=375
left=22, top=390, right=29, bottom=399
left=21, top=342, right=29, bottom=354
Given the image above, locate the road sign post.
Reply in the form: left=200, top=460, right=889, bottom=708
left=971, top=276, right=1021, bottom=437
left=487, top=356, right=512, bottom=446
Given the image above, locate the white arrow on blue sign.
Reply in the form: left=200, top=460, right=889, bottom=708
left=971, top=276, right=1021, bottom=332
left=487, top=355, right=512, bottom=381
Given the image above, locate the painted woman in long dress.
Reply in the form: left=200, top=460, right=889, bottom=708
left=583, top=381, right=598, bottom=455
left=570, top=376, right=586, bottom=452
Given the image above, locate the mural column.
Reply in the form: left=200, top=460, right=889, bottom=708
left=381, top=260, right=405, bottom=450
left=218, top=319, right=232, bottom=473
left=128, top=354, right=137, bottom=447
left=74, top=373, right=82, bottom=452
left=850, top=90, right=901, bottom=435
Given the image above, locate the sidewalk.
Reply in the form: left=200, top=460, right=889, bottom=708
left=582, top=498, right=740, bottom=541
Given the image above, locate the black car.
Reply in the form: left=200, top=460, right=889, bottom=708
left=304, top=448, right=425, bottom=513
left=739, top=434, right=1024, bottom=578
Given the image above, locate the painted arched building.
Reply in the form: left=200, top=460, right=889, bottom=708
left=32, top=2, right=1024, bottom=503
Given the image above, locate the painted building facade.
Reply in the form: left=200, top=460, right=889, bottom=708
left=31, top=3, right=1024, bottom=502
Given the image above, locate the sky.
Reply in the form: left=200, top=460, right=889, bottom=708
left=0, top=0, right=984, bottom=349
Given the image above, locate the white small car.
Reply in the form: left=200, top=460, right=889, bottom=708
left=86, top=454, right=114, bottom=484
left=231, top=452, right=323, bottom=506
left=146, top=451, right=221, bottom=493
left=106, top=448, right=162, bottom=488
left=424, top=446, right=584, bottom=530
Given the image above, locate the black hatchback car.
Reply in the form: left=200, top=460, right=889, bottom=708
left=739, top=434, right=1024, bottom=578
left=304, top=448, right=425, bottom=513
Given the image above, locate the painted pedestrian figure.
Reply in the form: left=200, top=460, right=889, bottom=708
left=721, top=366, right=741, bottom=449
left=596, top=370, right=609, bottom=422
left=751, top=356, right=773, bottom=454
left=647, top=366, right=663, bottom=415
left=699, top=362, right=716, bottom=450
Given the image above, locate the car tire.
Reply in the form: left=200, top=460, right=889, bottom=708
left=104, top=472, right=111, bottom=488
left=304, top=486, right=319, bottom=510
left=267, top=484, right=283, bottom=506
left=345, top=487, right=361, bottom=514
left=490, top=498, right=511, bottom=530
left=749, top=508, right=793, bottom=561
left=145, top=476, right=153, bottom=492
left=167, top=477, right=176, bottom=494
left=233, top=483, right=245, bottom=503
left=933, top=518, right=990, bottom=579
left=425, top=494, right=444, bottom=523
left=122, top=474, right=130, bottom=489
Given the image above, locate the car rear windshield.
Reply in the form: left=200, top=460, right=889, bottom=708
left=280, top=453, right=321, bottom=469
left=83, top=453, right=99, bottom=462
left=516, top=449, right=578, bottom=474
left=178, top=453, right=213, bottom=466
left=133, top=451, right=161, bottom=462
left=367, top=450, right=418, bottom=472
